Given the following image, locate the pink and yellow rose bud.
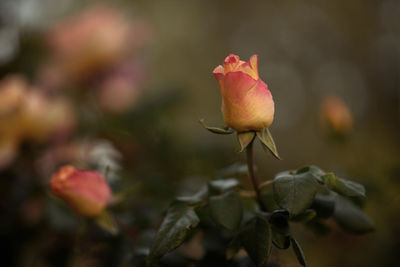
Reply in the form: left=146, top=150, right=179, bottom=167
left=320, top=95, right=353, bottom=136
left=213, top=54, right=274, bottom=132
left=50, top=165, right=111, bottom=217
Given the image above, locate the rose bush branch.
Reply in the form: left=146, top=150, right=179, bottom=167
left=48, top=54, right=375, bottom=267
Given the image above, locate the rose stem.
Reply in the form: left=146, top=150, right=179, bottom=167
left=246, top=139, right=267, bottom=211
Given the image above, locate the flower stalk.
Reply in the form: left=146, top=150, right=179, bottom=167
left=246, top=140, right=267, bottom=211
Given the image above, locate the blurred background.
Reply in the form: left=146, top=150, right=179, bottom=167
left=0, top=0, right=399, bottom=266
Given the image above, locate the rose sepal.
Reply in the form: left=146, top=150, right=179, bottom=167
left=237, top=131, right=256, bottom=152
left=199, top=119, right=234, bottom=135
left=256, top=128, right=281, bottom=160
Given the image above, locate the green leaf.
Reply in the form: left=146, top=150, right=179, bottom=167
left=271, top=229, right=290, bottom=250
left=148, top=202, right=200, bottom=264
left=296, top=165, right=325, bottom=175
left=261, top=192, right=280, bottom=211
left=296, top=165, right=326, bottom=184
left=194, top=204, right=214, bottom=225
left=321, top=173, right=365, bottom=197
left=310, top=195, right=335, bottom=219
left=256, top=128, right=281, bottom=160
left=176, top=186, right=208, bottom=205
left=209, top=191, right=243, bottom=230
left=95, top=210, right=118, bottom=235
left=290, top=209, right=317, bottom=223
left=237, top=131, right=255, bottom=152
left=269, top=210, right=290, bottom=249
left=208, top=178, right=239, bottom=195
left=333, top=196, right=374, bottom=234
left=291, top=237, right=307, bottom=267
left=226, top=238, right=242, bottom=260
left=239, top=215, right=272, bottom=267
left=269, top=209, right=289, bottom=222
left=273, top=171, right=318, bottom=216
left=215, top=163, right=249, bottom=179
left=199, top=119, right=234, bottom=134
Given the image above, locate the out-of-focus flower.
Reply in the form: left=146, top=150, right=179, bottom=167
left=45, top=5, right=152, bottom=82
left=0, top=75, right=76, bottom=169
left=97, top=62, right=145, bottom=113
left=320, top=95, right=353, bottom=135
left=22, top=90, right=75, bottom=142
left=0, top=75, right=25, bottom=115
left=50, top=165, right=112, bottom=217
left=0, top=75, right=26, bottom=168
left=213, top=54, right=274, bottom=132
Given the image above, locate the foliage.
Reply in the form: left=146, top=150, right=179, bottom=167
left=147, top=123, right=374, bottom=266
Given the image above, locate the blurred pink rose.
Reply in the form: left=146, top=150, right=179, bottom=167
left=45, top=5, right=152, bottom=81
left=22, top=90, right=76, bottom=142
left=0, top=75, right=76, bottom=169
left=51, top=165, right=112, bottom=217
left=97, top=62, right=146, bottom=113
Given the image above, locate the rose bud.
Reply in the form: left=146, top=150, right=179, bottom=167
left=213, top=54, right=274, bottom=132
left=50, top=165, right=111, bottom=217
left=320, top=95, right=353, bottom=136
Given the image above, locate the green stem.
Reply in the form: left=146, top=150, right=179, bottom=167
left=246, top=140, right=267, bottom=211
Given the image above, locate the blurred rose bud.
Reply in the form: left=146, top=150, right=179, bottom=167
left=50, top=165, right=111, bottom=217
left=0, top=75, right=26, bottom=116
left=98, top=76, right=138, bottom=113
left=0, top=75, right=76, bottom=170
left=22, top=91, right=76, bottom=142
left=0, top=76, right=27, bottom=140
left=320, top=95, right=353, bottom=136
left=0, top=75, right=28, bottom=169
left=46, top=5, right=151, bottom=81
left=213, top=54, right=274, bottom=132
left=97, top=62, right=145, bottom=113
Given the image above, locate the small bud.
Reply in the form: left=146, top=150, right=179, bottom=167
left=320, top=95, right=353, bottom=136
left=50, top=165, right=111, bottom=217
